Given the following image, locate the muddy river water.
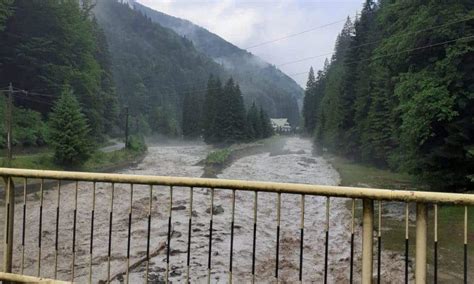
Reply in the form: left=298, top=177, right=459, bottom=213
left=2, top=137, right=411, bottom=283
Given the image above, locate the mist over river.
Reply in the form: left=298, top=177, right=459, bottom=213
left=3, top=137, right=410, bottom=283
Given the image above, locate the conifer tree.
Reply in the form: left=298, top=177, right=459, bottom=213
left=302, top=67, right=317, bottom=133
left=246, top=102, right=261, bottom=139
left=259, top=107, right=273, bottom=138
left=48, top=88, right=92, bottom=166
left=182, top=91, right=202, bottom=139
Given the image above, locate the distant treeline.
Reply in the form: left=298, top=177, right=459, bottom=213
left=303, top=0, right=474, bottom=190
left=183, top=75, right=273, bottom=144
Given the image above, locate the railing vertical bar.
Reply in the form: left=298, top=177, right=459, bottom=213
left=275, top=192, right=281, bottom=281
left=107, top=183, right=115, bottom=283
left=299, top=194, right=305, bottom=282
left=207, top=188, right=214, bottom=284
left=324, top=196, right=330, bottom=284
left=361, top=199, right=373, bottom=284
left=186, top=187, right=193, bottom=283
left=229, top=189, right=236, bottom=284
left=37, top=178, right=44, bottom=277
left=88, top=182, right=96, bottom=284
left=415, top=203, right=427, bottom=284
left=166, top=186, right=173, bottom=284
left=71, top=181, right=78, bottom=282
left=350, top=198, right=355, bottom=284
left=54, top=180, right=61, bottom=279
left=434, top=204, right=438, bottom=284
left=3, top=176, right=14, bottom=274
left=251, top=191, right=258, bottom=284
left=405, top=203, right=409, bottom=284
left=377, top=201, right=382, bottom=284
left=145, top=185, right=153, bottom=283
left=21, top=178, right=27, bottom=275
left=126, top=184, right=133, bottom=284
left=464, top=206, right=468, bottom=284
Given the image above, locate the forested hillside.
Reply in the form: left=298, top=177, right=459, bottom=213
left=0, top=0, right=280, bottom=152
left=133, top=2, right=302, bottom=126
left=303, top=0, right=474, bottom=190
left=0, top=0, right=118, bottom=142
left=94, top=0, right=230, bottom=136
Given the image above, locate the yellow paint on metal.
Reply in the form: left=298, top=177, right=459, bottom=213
left=1, top=168, right=474, bottom=205
left=362, top=199, right=374, bottom=284
left=0, top=272, right=70, bottom=283
left=415, top=203, right=427, bottom=284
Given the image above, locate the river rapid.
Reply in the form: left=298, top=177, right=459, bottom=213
left=2, top=137, right=410, bottom=283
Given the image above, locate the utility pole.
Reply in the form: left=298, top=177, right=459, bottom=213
left=125, top=106, right=129, bottom=148
left=6, top=83, right=13, bottom=166
left=3, top=82, right=14, bottom=275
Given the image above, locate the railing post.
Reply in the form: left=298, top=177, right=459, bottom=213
left=362, top=199, right=374, bottom=284
left=3, top=176, right=14, bottom=273
left=415, top=203, right=427, bottom=283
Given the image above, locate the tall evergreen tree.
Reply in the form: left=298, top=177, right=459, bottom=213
left=307, top=1, right=473, bottom=190
left=259, top=106, right=274, bottom=138
left=182, top=91, right=202, bottom=139
left=303, top=67, right=317, bottom=133
left=246, top=102, right=261, bottom=139
left=48, top=87, right=92, bottom=166
left=202, top=75, right=222, bottom=143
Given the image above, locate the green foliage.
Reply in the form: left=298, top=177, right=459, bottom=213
left=0, top=0, right=119, bottom=141
left=202, top=76, right=272, bottom=144
left=134, top=2, right=303, bottom=127
left=0, top=0, right=12, bottom=31
left=205, top=148, right=231, bottom=166
left=305, top=1, right=474, bottom=190
left=182, top=91, right=203, bottom=139
left=0, top=96, right=47, bottom=148
left=48, top=88, right=92, bottom=166
left=94, top=0, right=223, bottom=136
left=126, top=135, right=147, bottom=152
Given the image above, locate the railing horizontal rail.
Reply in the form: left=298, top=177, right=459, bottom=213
left=0, top=272, right=69, bottom=283
left=0, top=167, right=473, bottom=205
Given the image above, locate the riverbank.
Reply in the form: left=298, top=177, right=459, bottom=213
left=0, top=142, right=146, bottom=173
left=325, top=153, right=473, bottom=282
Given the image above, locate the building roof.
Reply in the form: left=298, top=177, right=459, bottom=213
left=270, top=118, right=290, bottom=128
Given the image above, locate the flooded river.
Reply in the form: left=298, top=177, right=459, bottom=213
left=2, top=137, right=411, bottom=283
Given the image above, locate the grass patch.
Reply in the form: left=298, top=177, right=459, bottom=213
left=0, top=143, right=145, bottom=173
left=327, top=155, right=423, bottom=190
left=82, top=148, right=145, bottom=171
left=205, top=148, right=232, bottom=167
left=0, top=152, right=60, bottom=170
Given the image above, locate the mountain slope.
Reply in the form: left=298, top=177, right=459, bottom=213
left=134, top=2, right=302, bottom=126
left=94, top=0, right=226, bottom=135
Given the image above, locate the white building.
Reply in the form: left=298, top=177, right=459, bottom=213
left=271, top=118, right=291, bottom=133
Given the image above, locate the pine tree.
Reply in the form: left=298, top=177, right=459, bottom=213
left=182, top=91, right=202, bottom=139
left=246, top=102, right=261, bottom=139
left=202, top=75, right=222, bottom=143
left=302, top=67, right=317, bottom=133
left=48, top=87, right=92, bottom=166
left=259, top=107, right=273, bottom=138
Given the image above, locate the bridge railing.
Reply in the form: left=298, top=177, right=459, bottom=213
left=0, top=168, right=472, bottom=283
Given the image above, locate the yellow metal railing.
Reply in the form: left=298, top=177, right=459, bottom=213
left=0, top=168, right=472, bottom=283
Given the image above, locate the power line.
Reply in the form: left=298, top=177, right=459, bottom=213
left=277, top=15, right=474, bottom=68
left=244, top=18, right=347, bottom=50
left=288, top=34, right=474, bottom=77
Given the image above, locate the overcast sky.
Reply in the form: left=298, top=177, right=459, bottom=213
left=136, top=0, right=364, bottom=87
